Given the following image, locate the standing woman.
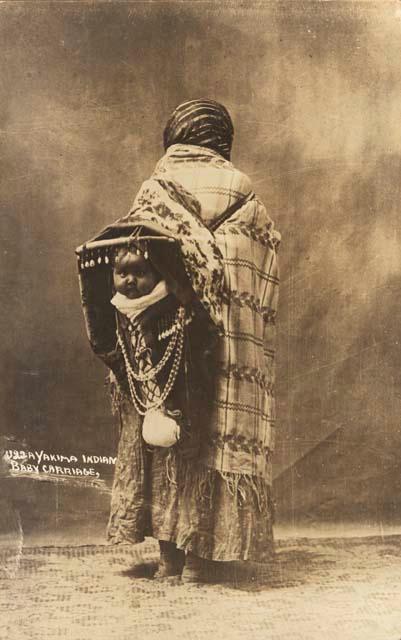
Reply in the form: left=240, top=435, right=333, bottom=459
left=77, top=100, right=280, bottom=583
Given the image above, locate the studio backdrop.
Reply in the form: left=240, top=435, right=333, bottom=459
left=1, top=1, right=401, bottom=542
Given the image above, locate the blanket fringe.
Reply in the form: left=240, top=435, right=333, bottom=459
left=220, top=471, right=270, bottom=513
left=171, top=457, right=273, bottom=515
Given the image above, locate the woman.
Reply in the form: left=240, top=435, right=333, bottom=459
left=77, top=99, right=280, bottom=582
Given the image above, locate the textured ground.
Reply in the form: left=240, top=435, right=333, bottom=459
left=2, top=534, right=401, bottom=640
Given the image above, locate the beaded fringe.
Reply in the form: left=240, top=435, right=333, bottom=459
left=106, top=372, right=125, bottom=416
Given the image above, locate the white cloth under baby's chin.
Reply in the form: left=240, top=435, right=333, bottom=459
left=110, top=280, right=169, bottom=322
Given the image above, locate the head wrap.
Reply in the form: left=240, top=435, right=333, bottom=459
left=163, top=99, right=234, bottom=160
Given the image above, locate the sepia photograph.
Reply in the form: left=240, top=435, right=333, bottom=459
left=1, top=1, right=401, bottom=638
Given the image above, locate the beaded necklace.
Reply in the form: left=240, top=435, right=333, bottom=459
left=117, top=306, right=186, bottom=415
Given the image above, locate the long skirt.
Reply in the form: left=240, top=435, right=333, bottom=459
left=107, top=400, right=274, bottom=563
left=149, top=449, right=274, bottom=563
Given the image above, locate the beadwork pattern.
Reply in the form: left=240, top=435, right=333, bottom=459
left=117, top=307, right=186, bottom=415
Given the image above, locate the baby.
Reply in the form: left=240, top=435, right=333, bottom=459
left=110, top=246, right=171, bottom=325
left=112, top=247, right=161, bottom=300
left=110, top=244, right=182, bottom=448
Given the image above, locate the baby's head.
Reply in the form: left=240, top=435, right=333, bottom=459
left=112, top=246, right=161, bottom=299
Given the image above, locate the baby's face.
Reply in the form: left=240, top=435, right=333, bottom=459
left=113, top=251, right=160, bottom=299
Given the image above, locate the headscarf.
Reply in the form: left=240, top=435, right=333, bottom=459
left=163, top=99, right=234, bottom=160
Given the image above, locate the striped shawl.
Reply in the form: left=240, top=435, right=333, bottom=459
left=130, top=144, right=280, bottom=483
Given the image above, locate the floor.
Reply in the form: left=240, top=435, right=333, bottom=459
left=2, top=532, right=401, bottom=640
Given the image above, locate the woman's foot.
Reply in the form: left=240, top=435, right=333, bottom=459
left=154, top=540, right=185, bottom=579
left=181, top=552, right=208, bottom=584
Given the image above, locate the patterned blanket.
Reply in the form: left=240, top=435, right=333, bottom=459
left=127, top=144, right=280, bottom=483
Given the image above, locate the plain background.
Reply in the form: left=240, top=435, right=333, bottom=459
left=1, top=1, right=401, bottom=526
